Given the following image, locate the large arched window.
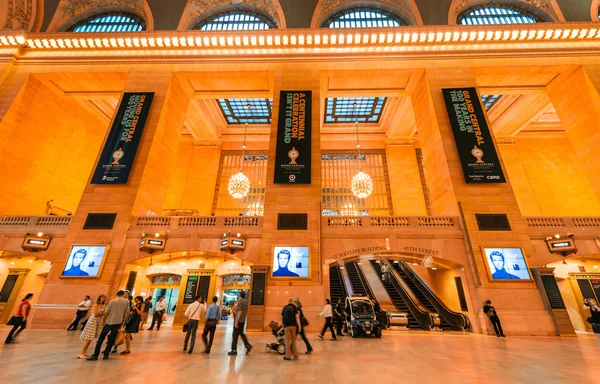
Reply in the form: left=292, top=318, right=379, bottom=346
left=69, top=12, right=146, bottom=32
left=195, top=10, right=277, bottom=31
left=458, top=5, right=540, bottom=25
left=322, top=7, right=407, bottom=28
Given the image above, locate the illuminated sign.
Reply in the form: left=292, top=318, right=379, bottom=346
left=545, top=237, right=577, bottom=256
left=140, top=235, right=166, bottom=251
left=21, top=234, right=52, bottom=251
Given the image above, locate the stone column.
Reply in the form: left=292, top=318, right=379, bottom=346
left=31, top=72, right=193, bottom=328
left=411, top=68, right=555, bottom=336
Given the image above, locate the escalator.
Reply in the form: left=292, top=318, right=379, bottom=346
left=344, top=262, right=373, bottom=299
left=394, top=261, right=470, bottom=331
left=329, top=265, right=347, bottom=304
left=370, top=260, right=436, bottom=330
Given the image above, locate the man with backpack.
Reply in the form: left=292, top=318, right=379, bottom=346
left=281, top=297, right=301, bottom=361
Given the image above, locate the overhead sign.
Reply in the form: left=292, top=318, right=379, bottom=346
left=91, top=92, right=154, bottom=184
left=274, top=91, right=312, bottom=184
left=442, top=88, right=506, bottom=184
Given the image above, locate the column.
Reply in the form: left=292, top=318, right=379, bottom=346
left=411, top=67, right=555, bottom=336
left=31, top=72, right=193, bottom=328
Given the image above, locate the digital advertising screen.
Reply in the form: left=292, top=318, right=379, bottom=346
left=61, top=245, right=110, bottom=278
left=483, top=247, right=531, bottom=281
left=272, top=246, right=310, bottom=278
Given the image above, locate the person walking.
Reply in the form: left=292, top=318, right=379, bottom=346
left=295, top=297, right=313, bottom=354
left=67, top=295, right=92, bottom=331
left=183, top=295, right=206, bottom=354
left=318, top=299, right=337, bottom=340
left=86, top=290, right=130, bottom=361
left=584, top=297, right=600, bottom=341
left=5, top=293, right=33, bottom=344
left=148, top=296, right=166, bottom=330
left=140, top=296, right=152, bottom=330
left=334, top=298, right=345, bottom=336
left=228, top=291, right=253, bottom=356
left=281, top=298, right=301, bottom=361
left=78, top=294, right=107, bottom=359
left=121, top=295, right=144, bottom=355
left=483, top=300, right=505, bottom=337
left=202, top=296, right=220, bottom=354
left=380, top=262, right=389, bottom=285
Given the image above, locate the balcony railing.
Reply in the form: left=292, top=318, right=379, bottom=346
left=132, top=216, right=262, bottom=229
left=0, top=215, right=72, bottom=228
left=525, top=216, right=600, bottom=229
left=323, top=216, right=459, bottom=229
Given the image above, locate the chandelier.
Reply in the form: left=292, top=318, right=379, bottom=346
left=350, top=102, right=373, bottom=199
left=228, top=104, right=251, bottom=199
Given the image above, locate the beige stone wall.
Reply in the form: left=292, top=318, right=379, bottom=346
left=386, top=144, right=428, bottom=216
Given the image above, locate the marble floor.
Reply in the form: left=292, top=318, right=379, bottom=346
left=1, top=324, right=599, bottom=384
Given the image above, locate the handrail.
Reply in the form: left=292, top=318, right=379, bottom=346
left=397, top=261, right=470, bottom=331
left=329, top=264, right=347, bottom=301
left=338, top=260, right=354, bottom=298
left=379, top=259, right=439, bottom=330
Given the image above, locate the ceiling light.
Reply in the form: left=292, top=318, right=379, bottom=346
left=155, top=233, right=160, bottom=237
left=36, top=232, right=44, bottom=237
left=350, top=103, right=372, bottom=199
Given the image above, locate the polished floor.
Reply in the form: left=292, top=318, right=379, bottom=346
left=1, top=323, right=599, bottom=384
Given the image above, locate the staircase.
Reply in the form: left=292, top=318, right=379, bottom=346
left=329, top=265, right=346, bottom=303
left=344, top=262, right=371, bottom=298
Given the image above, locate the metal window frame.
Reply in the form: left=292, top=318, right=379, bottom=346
left=481, top=94, right=502, bottom=110
left=69, top=12, right=146, bottom=33
left=217, top=98, right=273, bottom=125
left=324, top=97, right=388, bottom=124
left=196, top=10, right=277, bottom=31
left=322, top=7, right=407, bottom=28
left=458, top=5, right=540, bottom=25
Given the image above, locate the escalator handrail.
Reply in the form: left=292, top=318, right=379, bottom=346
left=378, top=259, right=436, bottom=330
left=351, top=262, right=375, bottom=300
left=337, top=260, right=354, bottom=298
left=398, top=261, right=470, bottom=331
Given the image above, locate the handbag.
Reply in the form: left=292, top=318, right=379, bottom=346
left=182, top=304, right=201, bottom=333
left=114, top=330, right=126, bottom=347
left=300, top=314, right=309, bottom=327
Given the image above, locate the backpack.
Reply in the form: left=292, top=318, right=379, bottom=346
left=283, top=304, right=296, bottom=326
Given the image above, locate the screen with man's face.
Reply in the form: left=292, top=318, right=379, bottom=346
left=484, top=248, right=531, bottom=281
left=272, top=246, right=309, bottom=278
left=61, top=245, right=108, bottom=278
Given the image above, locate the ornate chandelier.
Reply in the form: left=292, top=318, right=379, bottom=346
left=350, top=103, right=373, bottom=199
left=228, top=104, right=251, bottom=199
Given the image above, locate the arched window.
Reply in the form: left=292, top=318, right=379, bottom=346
left=195, top=10, right=276, bottom=31
left=458, top=5, right=540, bottom=25
left=69, top=12, right=146, bottom=32
left=322, top=7, right=407, bottom=28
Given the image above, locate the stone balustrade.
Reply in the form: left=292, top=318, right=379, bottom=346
left=323, top=216, right=459, bottom=230
left=525, top=216, right=600, bottom=238
left=0, top=215, right=72, bottom=232
left=132, top=216, right=262, bottom=229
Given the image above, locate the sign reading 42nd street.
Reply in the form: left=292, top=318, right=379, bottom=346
left=274, top=91, right=312, bottom=184
left=442, top=88, right=506, bottom=184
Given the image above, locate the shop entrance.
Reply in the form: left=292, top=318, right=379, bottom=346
left=220, top=274, right=251, bottom=320
left=151, top=288, right=180, bottom=315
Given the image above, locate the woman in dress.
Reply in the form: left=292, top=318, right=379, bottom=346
left=122, top=295, right=144, bottom=354
left=78, top=294, right=107, bottom=359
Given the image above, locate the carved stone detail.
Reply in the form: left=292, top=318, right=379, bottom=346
left=194, top=139, right=223, bottom=147
left=385, top=138, right=416, bottom=146
left=188, top=0, right=281, bottom=27
left=58, top=0, right=146, bottom=18
left=496, top=137, right=517, bottom=144
left=4, top=0, right=33, bottom=30
left=314, top=0, right=420, bottom=26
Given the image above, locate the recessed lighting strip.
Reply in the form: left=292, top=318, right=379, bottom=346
left=0, top=23, right=599, bottom=49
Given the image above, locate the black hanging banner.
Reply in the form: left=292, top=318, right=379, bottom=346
left=442, top=88, right=506, bottom=184
left=91, top=92, right=154, bottom=184
left=274, top=91, right=312, bottom=184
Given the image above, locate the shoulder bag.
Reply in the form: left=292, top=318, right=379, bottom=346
left=182, top=304, right=201, bottom=333
left=205, top=306, right=219, bottom=328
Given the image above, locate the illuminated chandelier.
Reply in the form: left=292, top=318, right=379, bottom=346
left=350, top=103, right=373, bottom=199
left=228, top=104, right=251, bottom=199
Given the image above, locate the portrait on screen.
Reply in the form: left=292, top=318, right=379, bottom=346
left=484, top=248, right=531, bottom=281
left=61, top=245, right=109, bottom=278
left=272, top=246, right=309, bottom=278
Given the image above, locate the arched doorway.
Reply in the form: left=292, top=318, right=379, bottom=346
left=0, top=251, right=52, bottom=324
left=119, top=251, right=253, bottom=328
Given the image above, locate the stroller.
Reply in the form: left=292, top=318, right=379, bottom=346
left=265, top=321, right=286, bottom=354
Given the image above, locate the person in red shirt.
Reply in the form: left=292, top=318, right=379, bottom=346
left=5, top=293, right=33, bottom=344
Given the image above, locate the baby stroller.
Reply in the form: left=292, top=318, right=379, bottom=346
left=266, top=321, right=286, bottom=354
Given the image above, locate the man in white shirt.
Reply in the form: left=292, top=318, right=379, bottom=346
left=148, top=296, right=166, bottom=330
left=67, top=295, right=92, bottom=331
left=183, top=296, right=206, bottom=354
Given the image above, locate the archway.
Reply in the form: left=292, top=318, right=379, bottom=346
left=0, top=251, right=52, bottom=324
left=120, top=251, right=253, bottom=328
left=311, top=0, right=423, bottom=28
